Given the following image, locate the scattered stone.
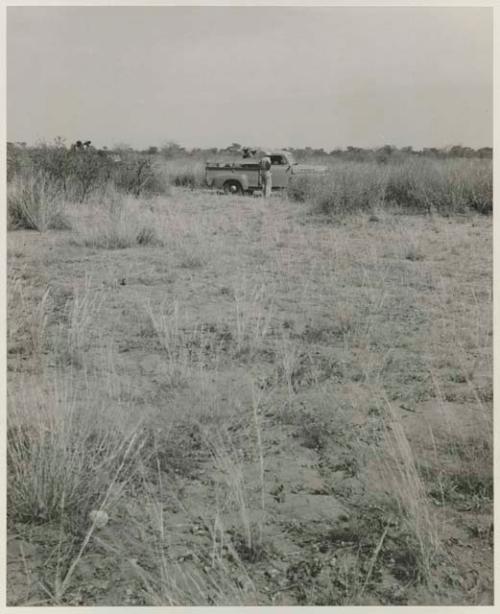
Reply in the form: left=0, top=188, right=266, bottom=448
left=89, top=510, right=109, bottom=529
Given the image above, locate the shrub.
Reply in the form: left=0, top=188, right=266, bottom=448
left=8, top=142, right=171, bottom=209
left=7, top=143, right=32, bottom=182
left=113, top=155, right=170, bottom=196
left=68, top=148, right=110, bottom=201
left=27, top=141, right=113, bottom=201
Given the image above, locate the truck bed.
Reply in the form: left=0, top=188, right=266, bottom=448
left=206, top=161, right=260, bottom=170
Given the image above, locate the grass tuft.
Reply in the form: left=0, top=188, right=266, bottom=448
left=8, top=171, right=71, bottom=231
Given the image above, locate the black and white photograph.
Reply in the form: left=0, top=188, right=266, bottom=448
left=5, top=2, right=494, bottom=607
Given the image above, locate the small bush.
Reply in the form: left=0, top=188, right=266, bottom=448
left=113, top=155, right=171, bottom=196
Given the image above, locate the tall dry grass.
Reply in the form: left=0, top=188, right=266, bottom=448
left=379, top=399, right=441, bottom=584
left=164, top=158, right=206, bottom=188
left=7, top=373, right=145, bottom=530
left=289, top=158, right=492, bottom=215
left=7, top=171, right=71, bottom=232
left=8, top=276, right=51, bottom=358
left=68, top=189, right=165, bottom=249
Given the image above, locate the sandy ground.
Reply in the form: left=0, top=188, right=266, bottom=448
left=7, top=191, right=493, bottom=605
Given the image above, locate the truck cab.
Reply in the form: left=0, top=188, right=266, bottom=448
left=269, top=152, right=295, bottom=189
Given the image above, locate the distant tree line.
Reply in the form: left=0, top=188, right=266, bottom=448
left=8, top=139, right=492, bottom=163
left=140, top=142, right=493, bottom=161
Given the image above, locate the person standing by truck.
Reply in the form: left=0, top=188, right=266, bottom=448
left=260, top=152, right=272, bottom=198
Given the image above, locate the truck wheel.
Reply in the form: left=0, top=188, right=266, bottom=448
left=223, top=180, right=243, bottom=195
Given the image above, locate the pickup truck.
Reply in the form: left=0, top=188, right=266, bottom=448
left=205, top=150, right=326, bottom=195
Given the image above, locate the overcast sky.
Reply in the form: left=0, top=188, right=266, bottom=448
left=7, top=6, right=492, bottom=150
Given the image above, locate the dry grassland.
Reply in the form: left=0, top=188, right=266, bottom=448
left=7, top=188, right=492, bottom=605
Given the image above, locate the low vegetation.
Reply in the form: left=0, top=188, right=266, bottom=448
left=7, top=141, right=492, bottom=233
left=6, top=141, right=493, bottom=605
left=288, top=158, right=492, bottom=215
